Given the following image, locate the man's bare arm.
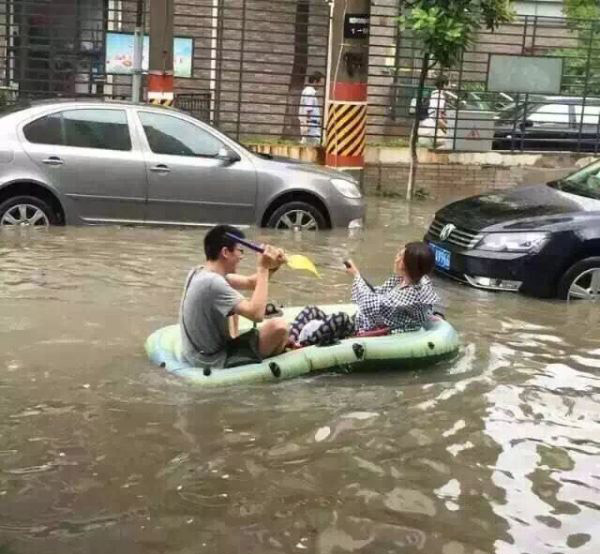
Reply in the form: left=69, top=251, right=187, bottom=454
left=233, top=268, right=269, bottom=322
left=226, top=273, right=256, bottom=290
left=227, top=266, right=280, bottom=290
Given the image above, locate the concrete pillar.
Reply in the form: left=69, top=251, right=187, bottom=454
left=148, top=0, right=174, bottom=106
left=325, top=0, right=370, bottom=170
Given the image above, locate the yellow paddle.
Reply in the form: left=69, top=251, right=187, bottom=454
left=225, top=233, right=320, bottom=277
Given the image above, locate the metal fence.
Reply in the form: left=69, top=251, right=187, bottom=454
left=0, top=0, right=330, bottom=143
left=0, top=0, right=134, bottom=101
left=171, top=0, right=330, bottom=142
left=174, top=91, right=211, bottom=122
left=367, top=3, right=600, bottom=153
left=2, top=1, right=600, bottom=154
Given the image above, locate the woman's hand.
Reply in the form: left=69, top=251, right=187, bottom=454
left=343, top=259, right=359, bottom=277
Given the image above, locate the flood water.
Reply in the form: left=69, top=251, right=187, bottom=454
left=1, top=198, right=599, bottom=554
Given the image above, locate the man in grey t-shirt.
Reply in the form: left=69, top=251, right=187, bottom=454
left=179, top=224, right=288, bottom=368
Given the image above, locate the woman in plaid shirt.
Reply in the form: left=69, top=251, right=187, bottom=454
left=289, top=242, right=440, bottom=346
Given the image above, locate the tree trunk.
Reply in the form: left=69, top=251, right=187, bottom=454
left=282, top=0, right=310, bottom=140
left=406, top=52, right=430, bottom=200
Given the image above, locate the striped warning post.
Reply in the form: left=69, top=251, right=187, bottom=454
left=325, top=101, right=367, bottom=168
left=147, top=73, right=174, bottom=108
left=149, top=98, right=174, bottom=107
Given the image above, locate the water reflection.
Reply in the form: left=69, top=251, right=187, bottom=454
left=485, top=364, right=600, bottom=554
left=0, top=197, right=599, bottom=553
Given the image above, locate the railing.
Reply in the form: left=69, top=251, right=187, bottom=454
left=1, top=1, right=599, bottom=153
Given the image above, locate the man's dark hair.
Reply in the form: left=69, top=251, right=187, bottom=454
left=308, top=71, right=324, bottom=84
left=403, top=242, right=435, bottom=283
left=435, top=75, right=449, bottom=90
left=204, top=224, right=245, bottom=261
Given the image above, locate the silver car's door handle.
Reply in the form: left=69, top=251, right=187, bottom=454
left=150, top=164, right=170, bottom=173
left=42, top=156, right=64, bottom=166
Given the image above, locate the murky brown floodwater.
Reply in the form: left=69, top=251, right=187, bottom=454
left=1, top=197, right=599, bottom=554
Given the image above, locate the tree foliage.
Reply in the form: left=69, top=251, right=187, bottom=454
left=399, top=0, right=513, bottom=68
left=556, top=0, right=600, bottom=96
left=399, top=0, right=514, bottom=199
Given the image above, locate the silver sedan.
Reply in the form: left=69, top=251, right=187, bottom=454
left=0, top=99, right=365, bottom=231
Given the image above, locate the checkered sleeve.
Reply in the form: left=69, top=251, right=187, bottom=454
left=351, top=274, right=382, bottom=321
left=374, top=275, right=402, bottom=294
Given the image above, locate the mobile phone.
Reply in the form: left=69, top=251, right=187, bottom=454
left=343, top=260, right=351, bottom=268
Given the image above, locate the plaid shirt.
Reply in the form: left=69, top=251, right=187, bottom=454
left=351, top=274, right=440, bottom=332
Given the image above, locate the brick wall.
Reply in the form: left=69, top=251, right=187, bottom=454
left=364, top=163, right=521, bottom=202
left=363, top=158, right=583, bottom=202
left=362, top=149, right=593, bottom=201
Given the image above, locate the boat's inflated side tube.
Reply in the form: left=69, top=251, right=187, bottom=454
left=145, top=304, right=460, bottom=388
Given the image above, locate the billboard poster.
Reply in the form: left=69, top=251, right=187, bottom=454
left=105, top=32, right=193, bottom=78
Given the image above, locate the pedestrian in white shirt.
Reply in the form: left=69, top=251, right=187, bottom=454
left=419, top=75, right=449, bottom=147
left=299, top=71, right=324, bottom=145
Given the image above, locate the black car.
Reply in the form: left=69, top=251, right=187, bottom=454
left=424, top=160, right=600, bottom=301
left=493, top=96, right=600, bottom=152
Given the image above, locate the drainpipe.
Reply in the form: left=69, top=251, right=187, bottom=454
left=131, top=0, right=144, bottom=103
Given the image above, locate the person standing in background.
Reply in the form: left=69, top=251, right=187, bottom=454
left=419, top=75, right=449, bottom=148
left=299, top=71, right=324, bottom=145
left=428, top=75, right=449, bottom=133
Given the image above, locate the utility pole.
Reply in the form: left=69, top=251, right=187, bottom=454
left=148, top=0, right=174, bottom=106
left=325, top=0, right=370, bottom=176
left=131, top=0, right=144, bottom=103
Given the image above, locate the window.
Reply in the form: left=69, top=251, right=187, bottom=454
left=574, top=105, right=600, bottom=126
left=529, top=104, right=570, bottom=125
left=139, top=112, right=223, bottom=157
left=62, top=109, right=131, bottom=151
left=558, top=159, right=600, bottom=200
left=23, top=113, right=63, bottom=145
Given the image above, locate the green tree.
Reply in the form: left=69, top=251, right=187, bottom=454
left=555, top=0, right=600, bottom=96
left=399, top=0, right=514, bottom=199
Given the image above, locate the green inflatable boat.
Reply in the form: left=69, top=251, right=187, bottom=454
left=145, top=304, right=460, bottom=387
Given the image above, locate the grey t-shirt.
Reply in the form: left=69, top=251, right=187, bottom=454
left=179, top=267, right=243, bottom=368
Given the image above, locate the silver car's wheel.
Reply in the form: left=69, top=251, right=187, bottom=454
left=566, top=268, right=600, bottom=302
left=275, top=209, right=318, bottom=231
left=1, top=203, right=50, bottom=226
left=266, top=201, right=328, bottom=231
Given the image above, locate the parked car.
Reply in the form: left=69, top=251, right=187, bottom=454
left=424, top=160, right=600, bottom=301
left=0, top=99, right=364, bottom=230
left=410, top=90, right=514, bottom=117
left=493, top=96, right=600, bottom=152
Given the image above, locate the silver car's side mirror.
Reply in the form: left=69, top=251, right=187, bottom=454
left=217, top=147, right=241, bottom=164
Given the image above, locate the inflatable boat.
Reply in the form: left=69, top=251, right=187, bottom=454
left=145, top=304, right=460, bottom=387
